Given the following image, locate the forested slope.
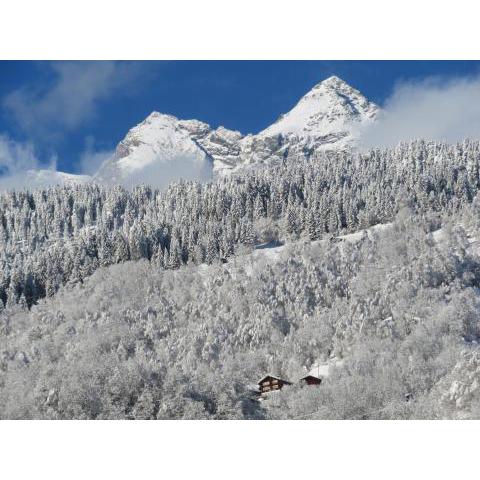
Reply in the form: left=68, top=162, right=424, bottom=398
left=2, top=140, right=480, bottom=309
left=2, top=201, right=480, bottom=419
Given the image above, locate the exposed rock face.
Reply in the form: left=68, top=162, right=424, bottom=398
left=195, top=126, right=244, bottom=174
left=210, top=75, right=379, bottom=173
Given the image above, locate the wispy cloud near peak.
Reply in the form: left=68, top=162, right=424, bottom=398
left=361, top=74, right=480, bottom=148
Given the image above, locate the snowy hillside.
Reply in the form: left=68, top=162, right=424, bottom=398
left=3, top=201, right=480, bottom=419
left=3, top=137, right=480, bottom=419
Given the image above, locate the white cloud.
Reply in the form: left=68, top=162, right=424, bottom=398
left=361, top=75, right=480, bottom=148
left=113, top=153, right=214, bottom=190
left=78, top=136, right=113, bottom=176
left=0, top=134, right=60, bottom=191
left=0, top=134, right=42, bottom=173
left=3, top=61, right=141, bottom=137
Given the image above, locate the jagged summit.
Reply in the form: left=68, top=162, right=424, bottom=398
left=319, top=74, right=343, bottom=83
left=311, top=74, right=351, bottom=88
left=260, top=75, right=378, bottom=140
left=145, top=111, right=176, bottom=121
left=306, top=75, right=352, bottom=93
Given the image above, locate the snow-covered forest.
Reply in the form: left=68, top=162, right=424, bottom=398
left=2, top=139, right=480, bottom=309
left=2, top=140, right=480, bottom=419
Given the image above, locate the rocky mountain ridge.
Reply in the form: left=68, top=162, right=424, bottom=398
left=5, top=76, right=379, bottom=190
left=97, top=75, right=379, bottom=183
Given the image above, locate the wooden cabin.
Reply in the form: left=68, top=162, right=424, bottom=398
left=258, top=375, right=291, bottom=395
left=299, top=375, right=322, bottom=386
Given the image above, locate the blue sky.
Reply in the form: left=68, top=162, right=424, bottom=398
left=1, top=60, right=480, bottom=175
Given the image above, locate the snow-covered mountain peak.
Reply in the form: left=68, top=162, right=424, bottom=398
left=144, top=111, right=174, bottom=121
left=311, top=76, right=378, bottom=118
left=94, top=112, right=214, bottom=188
left=117, top=112, right=178, bottom=151
left=310, top=74, right=353, bottom=91
left=259, top=76, right=379, bottom=143
left=119, top=112, right=214, bottom=150
left=111, top=112, right=210, bottom=160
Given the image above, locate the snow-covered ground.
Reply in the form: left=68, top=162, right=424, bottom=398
left=336, top=222, right=393, bottom=243
left=194, top=223, right=397, bottom=289
left=303, top=357, right=345, bottom=380
left=246, top=222, right=394, bottom=266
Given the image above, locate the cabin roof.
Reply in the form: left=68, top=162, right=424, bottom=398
left=257, top=359, right=345, bottom=386
left=300, top=374, right=322, bottom=380
left=257, top=374, right=291, bottom=385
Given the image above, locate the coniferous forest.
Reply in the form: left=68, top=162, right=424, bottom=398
left=2, top=140, right=480, bottom=418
